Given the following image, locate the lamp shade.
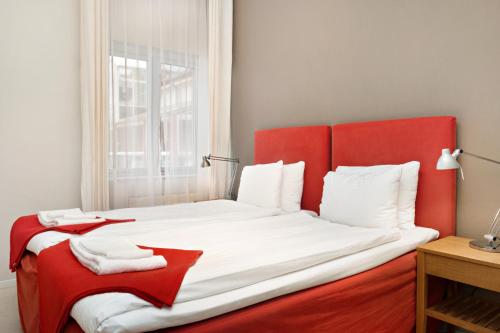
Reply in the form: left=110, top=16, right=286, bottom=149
left=436, top=148, right=461, bottom=170
left=201, top=156, right=211, bottom=168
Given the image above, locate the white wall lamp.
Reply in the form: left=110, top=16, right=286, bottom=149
left=436, top=148, right=500, bottom=252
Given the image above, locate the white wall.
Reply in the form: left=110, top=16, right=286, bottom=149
left=0, top=0, right=81, bottom=281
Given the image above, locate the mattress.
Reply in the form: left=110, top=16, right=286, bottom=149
left=67, top=217, right=433, bottom=333
left=26, top=200, right=282, bottom=255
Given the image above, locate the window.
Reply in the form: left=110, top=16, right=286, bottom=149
left=109, top=43, right=202, bottom=178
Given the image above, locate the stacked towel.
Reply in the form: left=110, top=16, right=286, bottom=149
left=38, top=209, right=105, bottom=227
left=70, top=237, right=167, bottom=275
left=80, top=237, right=154, bottom=259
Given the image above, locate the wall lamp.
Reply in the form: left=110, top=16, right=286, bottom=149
left=201, top=154, right=240, bottom=199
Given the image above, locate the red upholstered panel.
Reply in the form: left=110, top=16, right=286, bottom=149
left=332, top=116, right=457, bottom=237
left=254, top=126, right=331, bottom=213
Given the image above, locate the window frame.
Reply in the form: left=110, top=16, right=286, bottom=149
left=108, top=41, right=200, bottom=180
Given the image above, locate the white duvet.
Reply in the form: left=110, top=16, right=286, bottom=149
left=69, top=212, right=402, bottom=333
left=26, top=200, right=282, bottom=255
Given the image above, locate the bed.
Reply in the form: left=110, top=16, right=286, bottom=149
left=15, top=116, right=457, bottom=333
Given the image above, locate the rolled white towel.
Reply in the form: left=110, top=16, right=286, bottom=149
left=70, top=238, right=167, bottom=275
left=38, top=208, right=83, bottom=227
left=80, top=237, right=153, bottom=259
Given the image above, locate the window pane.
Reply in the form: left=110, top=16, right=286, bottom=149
left=159, top=63, right=195, bottom=174
left=109, top=56, right=149, bottom=173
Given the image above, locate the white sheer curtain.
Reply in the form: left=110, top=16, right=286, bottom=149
left=208, top=0, right=233, bottom=199
left=81, top=0, right=110, bottom=211
left=108, top=0, right=211, bottom=208
left=81, top=0, right=232, bottom=210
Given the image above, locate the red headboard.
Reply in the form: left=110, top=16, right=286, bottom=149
left=254, top=126, right=331, bottom=213
left=332, top=116, right=457, bottom=237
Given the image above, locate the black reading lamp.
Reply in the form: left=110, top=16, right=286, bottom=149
left=201, top=154, right=240, bottom=199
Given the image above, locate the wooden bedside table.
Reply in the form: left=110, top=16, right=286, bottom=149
left=416, top=236, right=500, bottom=333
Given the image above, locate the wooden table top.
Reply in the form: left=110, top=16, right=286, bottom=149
left=417, top=236, right=500, bottom=269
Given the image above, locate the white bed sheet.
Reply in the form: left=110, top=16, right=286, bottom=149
left=26, top=200, right=282, bottom=255
left=70, top=214, right=411, bottom=333
left=74, top=226, right=437, bottom=333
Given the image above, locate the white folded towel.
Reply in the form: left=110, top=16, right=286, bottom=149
left=38, top=209, right=105, bottom=227
left=53, top=217, right=106, bottom=226
left=62, top=213, right=99, bottom=220
left=80, top=237, right=154, bottom=259
left=102, top=249, right=154, bottom=260
left=70, top=238, right=167, bottom=275
left=38, top=208, right=83, bottom=226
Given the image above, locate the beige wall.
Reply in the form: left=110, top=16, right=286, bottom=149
left=0, top=0, right=81, bottom=281
left=232, top=0, right=500, bottom=239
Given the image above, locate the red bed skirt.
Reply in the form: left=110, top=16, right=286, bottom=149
left=17, top=251, right=423, bottom=333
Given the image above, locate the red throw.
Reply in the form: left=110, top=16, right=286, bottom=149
left=9, top=215, right=135, bottom=271
left=37, top=240, right=202, bottom=333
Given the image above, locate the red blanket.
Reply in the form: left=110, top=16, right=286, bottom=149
left=38, top=240, right=202, bottom=333
left=9, top=215, right=135, bottom=271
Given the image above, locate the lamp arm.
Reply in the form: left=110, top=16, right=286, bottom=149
left=455, top=149, right=500, bottom=239
left=488, top=208, right=500, bottom=233
left=488, top=208, right=500, bottom=237
left=461, top=150, right=500, bottom=166
left=208, top=155, right=240, bottom=163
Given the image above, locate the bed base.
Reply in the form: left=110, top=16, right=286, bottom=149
left=18, top=252, right=419, bottom=333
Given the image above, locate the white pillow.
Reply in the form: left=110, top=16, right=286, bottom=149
left=237, top=161, right=284, bottom=208
left=336, top=161, right=420, bottom=229
left=280, top=161, right=305, bottom=212
left=320, top=169, right=402, bottom=228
